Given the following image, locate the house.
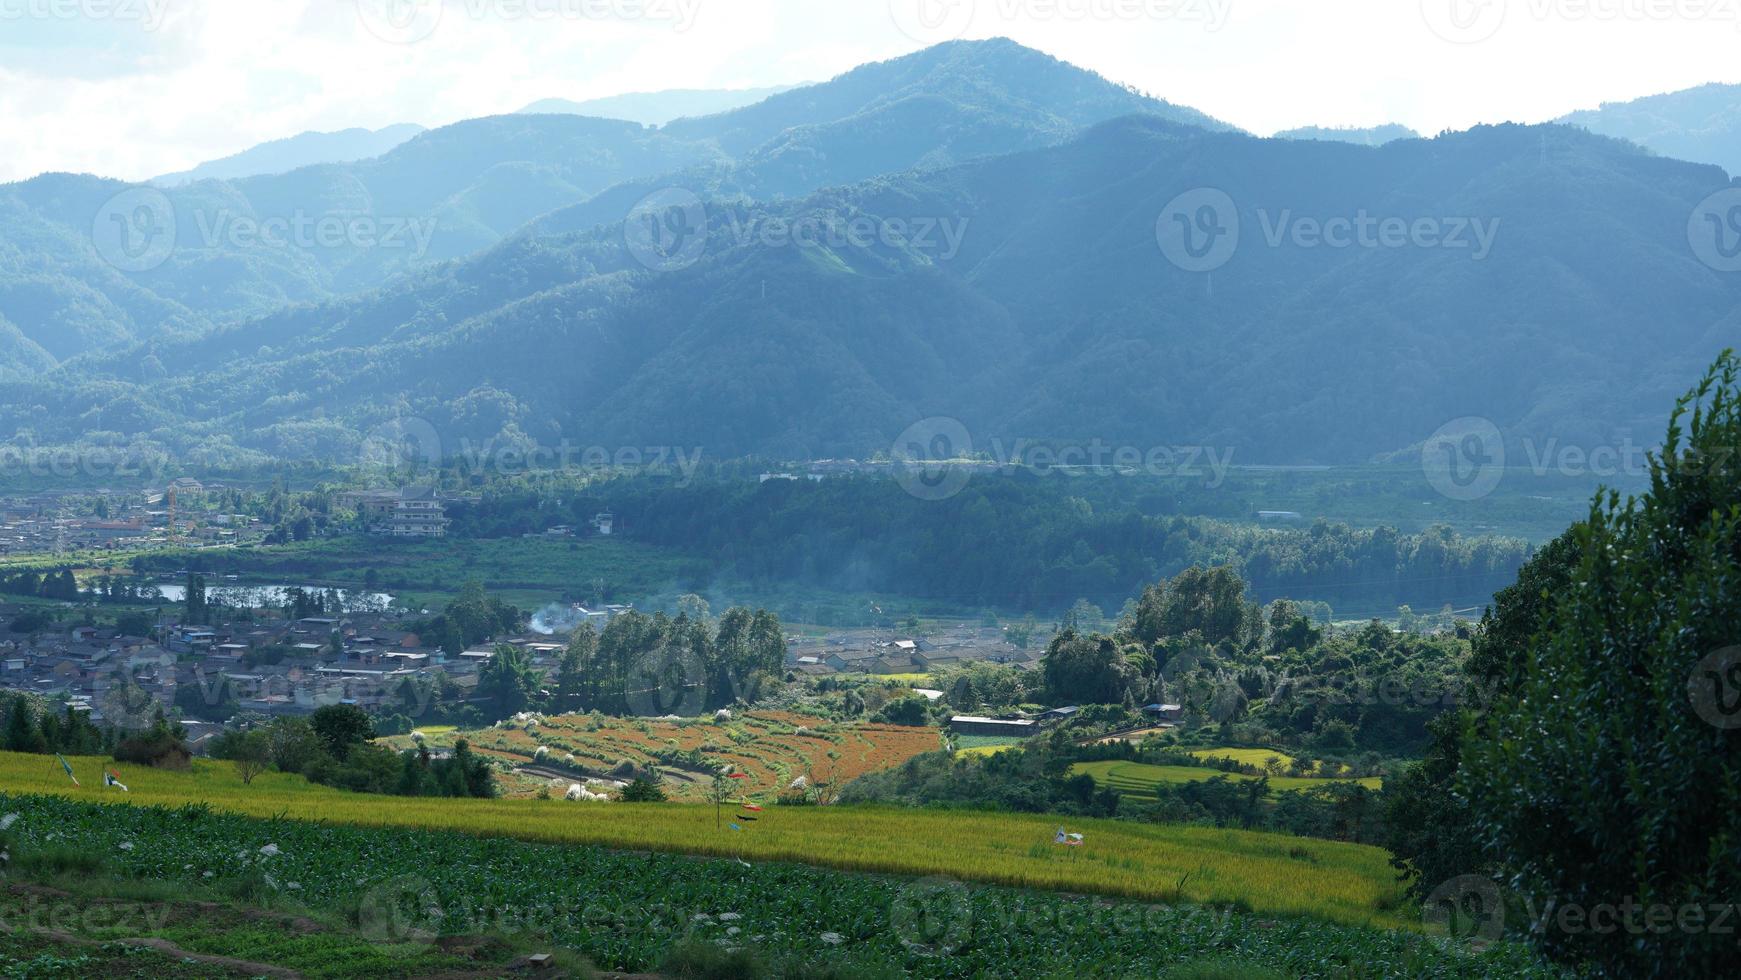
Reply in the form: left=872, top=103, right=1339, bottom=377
left=913, top=652, right=964, bottom=671
left=361, top=486, right=450, bottom=538
left=1040, top=706, right=1081, bottom=724
left=912, top=688, right=945, bottom=702
left=949, top=716, right=1037, bottom=738
left=825, top=649, right=881, bottom=672
left=1143, top=703, right=1185, bottom=723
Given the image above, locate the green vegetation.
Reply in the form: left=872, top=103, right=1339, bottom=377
left=1382, top=352, right=1741, bottom=976
left=1070, top=760, right=1380, bottom=796
left=0, top=790, right=1553, bottom=977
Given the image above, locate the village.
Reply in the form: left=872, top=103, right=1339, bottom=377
left=0, top=591, right=1112, bottom=750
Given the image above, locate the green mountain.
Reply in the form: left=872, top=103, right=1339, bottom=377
left=9, top=117, right=1734, bottom=466
left=0, top=40, right=1221, bottom=375
left=1558, top=82, right=1741, bottom=174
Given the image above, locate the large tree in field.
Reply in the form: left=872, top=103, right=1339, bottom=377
left=1461, top=351, right=1741, bottom=977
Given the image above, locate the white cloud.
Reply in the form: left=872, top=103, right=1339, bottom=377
left=0, top=0, right=1737, bottom=183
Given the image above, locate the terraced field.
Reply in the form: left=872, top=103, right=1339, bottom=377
left=1072, top=761, right=1383, bottom=799
left=1188, top=747, right=1301, bottom=769
left=380, top=711, right=944, bottom=801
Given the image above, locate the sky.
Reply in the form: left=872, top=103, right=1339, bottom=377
left=1, top=0, right=1738, bottom=184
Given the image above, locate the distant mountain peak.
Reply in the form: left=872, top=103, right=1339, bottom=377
left=152, top=124, right=426, bottom=186
left=1273, top=124, right=1421, bottom=146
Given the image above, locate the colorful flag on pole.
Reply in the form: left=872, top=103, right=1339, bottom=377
left=104, top=770, right=129, bottom=793
left=56, top=755, right=79, bottom=787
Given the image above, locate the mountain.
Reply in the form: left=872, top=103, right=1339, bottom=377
left=1558, top=82, right=1741, bottom=174
left=526, top=38, right=1235, bottom=238
left=518, top=86, right=800, bottom=125
left=152, top=125, right=428, bottom=187
left=10, top=117, right=1735, bottom=466
left=0, top=39, right=1225, bottom=375
left=1274, top=124, right=1420, bottom=146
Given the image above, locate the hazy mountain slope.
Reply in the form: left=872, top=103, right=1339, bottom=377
left=1558, top=82, right=1741, bottom=174
left=526, top=38, right=1231, bottom=239
left=0, top=40, right=1226, bottom=373
left=1274, top=124, right=1420, bottom=146
left=152, top=125, right=427, bottom=186
left=12, top=118, right=1735, bottom=466
left=519, top=86, right=798, bottom=125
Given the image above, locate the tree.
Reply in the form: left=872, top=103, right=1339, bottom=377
left=183, top=572, right=209, bottom=626
left=309, top=704, right=375, bottom=762
left=232, top=730, right=272, bottom=786
left=478, top=644, right=543, bottom=718
left=1127, top=566, right=1258, bottom=652
left=556, top=624, right=598, bottom=712
left=1041, top=630, right=1138, bottom=705
left=875, top=694, right=931, bottom=727
left=621, top=776, right=667, bottom=803
left=3, top=695, right=46, bottom=754
left=1462, top=353, right=1741, bottom=976
left=114, top=611, right=155, bottom=639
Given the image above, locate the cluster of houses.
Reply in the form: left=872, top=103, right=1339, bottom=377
left=783, top=626, right=1043, bottom=678
left=0, top=606, right=595, bottom=750
left=0, top=484, right=268, bottom=555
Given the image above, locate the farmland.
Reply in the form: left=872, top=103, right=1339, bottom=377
left=1071, top=761, right=1383, bottom=799
left=0, top=789, right=1556, bottom=977
left=380, top=711, right=943, bottom=801
left=2, top=750, right=1406, bottom=928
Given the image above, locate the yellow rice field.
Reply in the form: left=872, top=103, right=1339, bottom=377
left=0, top=750, right=1410, bottom=929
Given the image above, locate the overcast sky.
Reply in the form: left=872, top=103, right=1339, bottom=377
left=2, top=0, right=1738, bottom=184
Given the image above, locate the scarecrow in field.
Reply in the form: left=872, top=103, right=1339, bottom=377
left=1053, top=827, right=1084, bottom=847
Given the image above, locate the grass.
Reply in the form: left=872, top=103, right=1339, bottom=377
left=1187, top=747, right=1300, bottom=769
left=1072, top=761, right=1383, bottom=799
left=1, top=750, right=1408, bottom=930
